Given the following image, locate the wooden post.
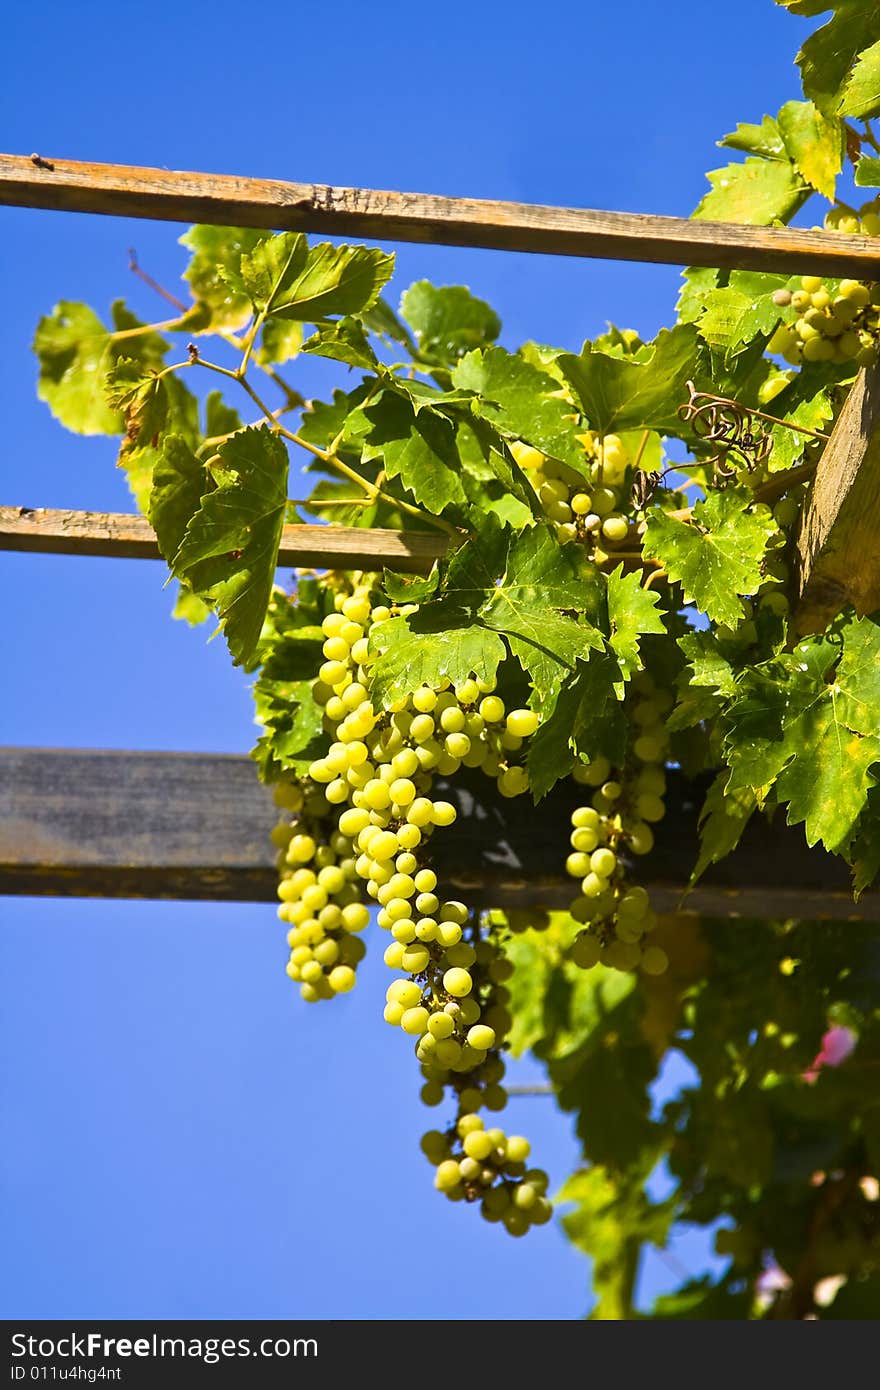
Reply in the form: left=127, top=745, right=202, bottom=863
left=794, top=359, right=880, bottom=634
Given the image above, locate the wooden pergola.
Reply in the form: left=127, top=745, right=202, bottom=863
left=3, top=152, right=880, bottom=918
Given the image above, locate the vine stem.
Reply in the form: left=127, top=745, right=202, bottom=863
left=187, top=347, right=459, bottom=538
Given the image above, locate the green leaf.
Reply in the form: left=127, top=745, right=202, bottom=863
left=204, top=391, right=243, bottom=441
left=605, top=565, right=665, bottom=693
left=361, top=296, right=417, bottom=353
left=767, top=380, right=834, bottom=471
left=724, top=621, right=880, bottom=852
left=300, top=318, right=377, bottom=371
left=240, top=232, right=394, bottom=321
left=690, top=772, right=758, bottom=885
left=696, top=272, right=791, bottom=354
left=105, top=359, right=170, bottom=447
left=642, top=488, right=776, bottom=625
left=445, top=524, right=607, bottom=701
left=527, top=653, right=626, bottom=799
left=400, top=281, right=501, bottom=364
left=451, top=346, right=586, bottom=472
left=171, top=584, right=211, bottom=627
left=257, top=318, right=303, bottom=366
left=790, top=1, right=880, bottom=117
left=693, top=157, right=808, bottom=224
left=855, top=153, right=880, bottom=185
left=173, top=427, right=289, bottom=666
left=33, top=301, right=168, bottom=436
left=556, top=326, right=701, bottom=435
left=558, top=1166, right=672, bottom=1321
left=368, top=615, right=505, bottom=707
left=678, top=630, right=739, bottom=697
left=149, top=434, right=208, bottom=564
left=720, top=115, right=787, bottom=159
left=842, top=36, right=880, bottom=116
left=179, top=225, right=263, bottom=331
left=777, top=100, right=845, bottom=199
left=361, top=393, right=468, bottom=513
left=381, top=570, right=440, bottom=606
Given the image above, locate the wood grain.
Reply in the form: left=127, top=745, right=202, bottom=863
left=794, top=359, right=880, bottom=634
left=0, top=506, right=448, bottom=573
left=3, top=152, right=880, bottom=277
left=0, top=748, right=875, bottom=918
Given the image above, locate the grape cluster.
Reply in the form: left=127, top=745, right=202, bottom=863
left=510, top=433, right=633, bottom=559
left=564, top=675, right=671, bottom=976
left=769, top=275, right=880, bottom=367
left=273, top=781, right=369, bottom=1001
left=421, top=1115, right=552, bottom=1236
left=272, top=578, right=550, bottom=1231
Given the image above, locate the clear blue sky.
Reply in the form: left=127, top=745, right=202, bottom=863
left=1, top=0, right=811, bottom=1320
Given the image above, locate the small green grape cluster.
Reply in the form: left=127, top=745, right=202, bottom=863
left=564, top=676, right=671, bottom=975
left=510, top=433, right=632, bottom=560
left=769, top=275, right=880, bottom=367
left=421, top=1115, right=552, bottom=1237
left=273, top=782, right=369, bottom=1001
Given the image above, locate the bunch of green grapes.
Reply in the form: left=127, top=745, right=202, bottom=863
left=272, top=781, right=369, bottom=1000
left=510, top=433, right=633, bottom=560
left=564, top=675, right=671, bottom=976
left=769, top=275, right=880, bottom=367
left=766, top=197, right=880, bottom=367
left=276, top=578, right=550, bottom=1229
left=422, top=1113, right=552, bottom=1236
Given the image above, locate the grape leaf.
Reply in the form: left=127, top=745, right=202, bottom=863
left=437, top=524, right=607, bottom=701
left=605, top=565, right=665, bottom=693
left=678, top=630, right=739, bottom=697
left=368, top=616, right=505, bottom=707
left=855, top=153, right=880, bottom=185
left=724, top=621, right=880, bottom=852
left=777, top=100, right=845, bottom=199
left=556, top=326, right=700, bottom=435
left=33, top=300, right=168, bottom=436
left=105, top=359, right=171, bottom=447
left=239, top=232, right=394, bottom=321
left=361, top=393, right=468, bottom=513
left=171, top=584, right=211, bottom=627
left=696, top=272, right=791, bottom=354
left=784, top=0, right=880, bottom=117
left=204, top=391, right=243, bottom=442
left=642, top=488, right=776, bottom=626
left=842, top=37, right=880, bottom=117
left=767, top=380, right=834, bottom=471
left=558, top=1166, right=672, bottom=1321
left=179, top=225, right=263, bottom=331
left=720, top=115, right=786, bottom=159
left=362, top=296, right=417, bottom=353
left=690, top=771, right=758, bottom=885
left=173, top=427, right=289, bottom=666
left=527, top=652, right=626, bottom=799
left=693, top=157, right=808, bottom=224
left=257, top=318, right=303, bottom=366
left=400, top=281, right=501, bottom=364
left=149, top=434, right=208, bottom=564
left=300, top=318, right=377, bottom=371
left=451, top=346, right=587, bottom=472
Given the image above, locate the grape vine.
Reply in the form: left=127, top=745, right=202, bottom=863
left=31, top=0, right=880, bottom=1315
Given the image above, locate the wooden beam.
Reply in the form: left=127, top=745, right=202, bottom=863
left=0, top=748, right=875, bottom=918
left=3, top=152, right=880, bottom=278
left=794, top=359, right=880, bottom=634
left=0, top=505, right=447, bottom=574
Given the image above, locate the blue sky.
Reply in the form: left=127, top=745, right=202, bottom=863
left=1, top=0, right=813, bottom=1319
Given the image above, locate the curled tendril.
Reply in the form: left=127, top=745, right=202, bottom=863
left=676, top=380, right=772, bottom=486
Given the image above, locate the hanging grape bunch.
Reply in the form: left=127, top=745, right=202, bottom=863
left=768, top=199, right=880, bottom=367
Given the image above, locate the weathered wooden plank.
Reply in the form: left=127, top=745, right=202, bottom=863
left=3, top=153, right=880, bottom=277
left=794, top=359, right=880, bottom=634
left=0, top=506, right=447, bottom=574
left=0, top=748, right=874, bottom=918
